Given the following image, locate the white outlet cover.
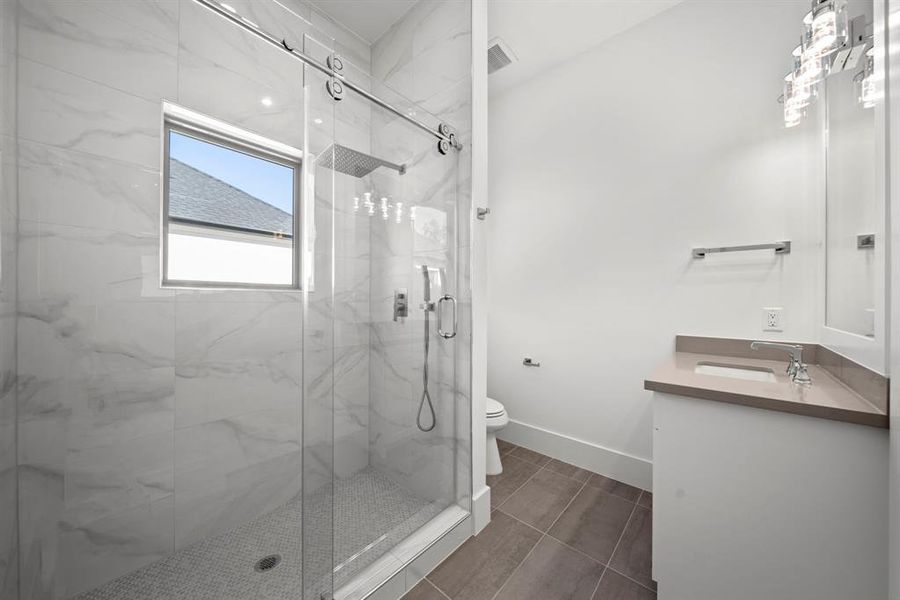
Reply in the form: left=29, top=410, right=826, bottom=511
left=762, top=307, right=784, bottom=332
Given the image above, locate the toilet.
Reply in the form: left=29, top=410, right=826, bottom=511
left=486, top=397, right=509, bottom=476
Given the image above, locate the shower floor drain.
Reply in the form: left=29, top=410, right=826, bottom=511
left=254, top=554, right=282, bottom=573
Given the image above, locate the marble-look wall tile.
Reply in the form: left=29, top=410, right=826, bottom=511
left=372, top=0, right=471, bottom=105
left=174, top=414, right=301, bottom=549
left=368, top=0, right=473, bottom=510
left=83, top=0, right=180, bottom=45
left=17, top=463, right=65, bottom=600
left=196, top=0, right=312, bottom=51
left=1, top=0, right=17, bottom=596
left=173, top=299, right=302, bottom=546
left=332, top=344, right=370, bottom=477
left=57, top=495, right=174, bottom=598
left=177, top=0, right=306, bottom=150
left=174, top=301, right=301, bottom=427
left=0, top=309, right=16, bottom=599
left=0, top=464, right=17, bottom=600
left=18, top=141, right=160, bottom=235
left=18, top=0, right=178, bottom=102
left=1, top=137, right=18, bottom=303
left=18, top=221, right=171, bottom=305
left=17, top=59, right=161, bottom=171
left=67, top=368, right=175, bottom=458
left=64, top=430, right=174, bottom=528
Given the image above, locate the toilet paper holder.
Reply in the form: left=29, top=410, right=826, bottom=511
left=523, top=357, right=541, bottom=367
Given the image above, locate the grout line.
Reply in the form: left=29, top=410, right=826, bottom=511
left=498, top=506, right=656, bottom=596
left=637, top=489, right=652, bottom=509
left=423, top=576, right=453, bottom=600
left=485, top=452, right=653, bottom=598
left=543, top=479, right=589, bottom=534
left=608, top=500, right=638, bottom=560
left=590, top=567, right=607, bottom=600
left=605, top=500, right=639, bottom=580
left=605, top=565, right=658, bottom=594
left=499, top=500, right=599, bottom=560
left=487, top=529, right=544, bottom=600
left=492, top=457, right=547, bottom=510
left=495, top=450, right=595, bottom=510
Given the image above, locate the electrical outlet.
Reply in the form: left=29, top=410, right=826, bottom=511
left=762, top=307, right=784, bottom=332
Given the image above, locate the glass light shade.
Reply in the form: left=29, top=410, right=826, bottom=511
left=796, top=50, right=826, bottom=86
left=810, top=8, right=838, bottom=55
left=859, top=76, right=878, bottom=108
left=857, top=51, right=882, bottom=109
left=784, top=73, right=812, bottom=107
left=784, top=105, right=804, bottom=128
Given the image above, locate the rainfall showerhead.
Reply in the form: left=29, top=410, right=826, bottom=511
left=317, top=144, right=406, bottom=178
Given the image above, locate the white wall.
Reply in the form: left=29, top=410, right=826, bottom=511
left=487, top=0, right=822, bottom=483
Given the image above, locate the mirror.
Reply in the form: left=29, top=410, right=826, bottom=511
left=824, top=0, right=880, bottom=338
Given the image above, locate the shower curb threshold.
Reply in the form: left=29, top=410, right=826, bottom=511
left=334, top=505, right=471, bottom=600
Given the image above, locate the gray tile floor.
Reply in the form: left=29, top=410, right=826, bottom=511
left=404, top=442, right=655, bottom=600
left=75, top=468, right=442, bottom=600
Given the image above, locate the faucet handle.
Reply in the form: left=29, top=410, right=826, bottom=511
left=793, top=363, right=812, bottom=385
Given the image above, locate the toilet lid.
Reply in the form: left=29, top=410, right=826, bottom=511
left=486, top=397, right=505, bottom=417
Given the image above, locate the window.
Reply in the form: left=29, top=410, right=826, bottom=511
left=162, top=116, right=301, bottom=289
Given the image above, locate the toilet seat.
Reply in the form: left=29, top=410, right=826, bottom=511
left=485, top=396, right=508, bottom=476
left=486, top=397, right=506, bottom=418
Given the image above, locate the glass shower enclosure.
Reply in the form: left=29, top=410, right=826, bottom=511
left=5, top=0, right=472, bottom=598
left=301, top=29, right=472, bottom=599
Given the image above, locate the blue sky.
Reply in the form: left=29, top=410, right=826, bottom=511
left=169, top=131, right=294, bottom=215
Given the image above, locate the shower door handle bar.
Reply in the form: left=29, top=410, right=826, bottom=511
left=437, top=295, right=457, bottom=339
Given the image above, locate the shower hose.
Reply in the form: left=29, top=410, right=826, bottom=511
left=417, top=271, right=437, bottom=432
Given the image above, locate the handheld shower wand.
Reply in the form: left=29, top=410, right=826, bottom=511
left=415, top=265, right=457, bottom=432
left=417, top=265, right=437, bottom=432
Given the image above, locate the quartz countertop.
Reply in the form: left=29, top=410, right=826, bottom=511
left=644, top=351, right=888, bottom=429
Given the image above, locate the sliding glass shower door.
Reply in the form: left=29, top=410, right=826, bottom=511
left=302, top=48, right=471, bottom=599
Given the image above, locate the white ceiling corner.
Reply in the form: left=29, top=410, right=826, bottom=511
left=309, top=0, right=419, bottom=44
left=488, top=0, right=683, bottom=96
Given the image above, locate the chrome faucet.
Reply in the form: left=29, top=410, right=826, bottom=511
left=749, top=341, right=812, bottom=384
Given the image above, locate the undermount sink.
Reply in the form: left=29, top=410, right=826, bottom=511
left=694, top=361, right=778, bottom=383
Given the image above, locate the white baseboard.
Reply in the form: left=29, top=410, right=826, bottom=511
left=499, top=418, right=652, bottom=490
left=471, top=485, right=491, bottom=534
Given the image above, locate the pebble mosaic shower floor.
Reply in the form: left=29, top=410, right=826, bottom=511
left=75, top=468, right=442, bottom=600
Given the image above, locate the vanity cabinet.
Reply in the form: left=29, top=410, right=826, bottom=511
left=651, top=392, right=887, bottom=600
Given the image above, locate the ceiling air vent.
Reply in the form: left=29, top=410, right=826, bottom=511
left=487, top=37, right=516, bottom=75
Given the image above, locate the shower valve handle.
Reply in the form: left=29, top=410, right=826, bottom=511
left=437, top=294, right=457, bottom=339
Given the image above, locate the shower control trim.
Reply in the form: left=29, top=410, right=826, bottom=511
left=437, top=294, right=457, bottom=339
left=393, top=288, right=409, bottom=322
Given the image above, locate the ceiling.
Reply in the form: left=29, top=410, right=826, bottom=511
left=488, top=0, right=682, bottom=96
left=309, top=0, right=418, bottom=44
left=309, top=0, right=681, bottom=92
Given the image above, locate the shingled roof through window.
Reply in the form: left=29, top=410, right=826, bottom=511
left=168, top=158, right=294, bottom=236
